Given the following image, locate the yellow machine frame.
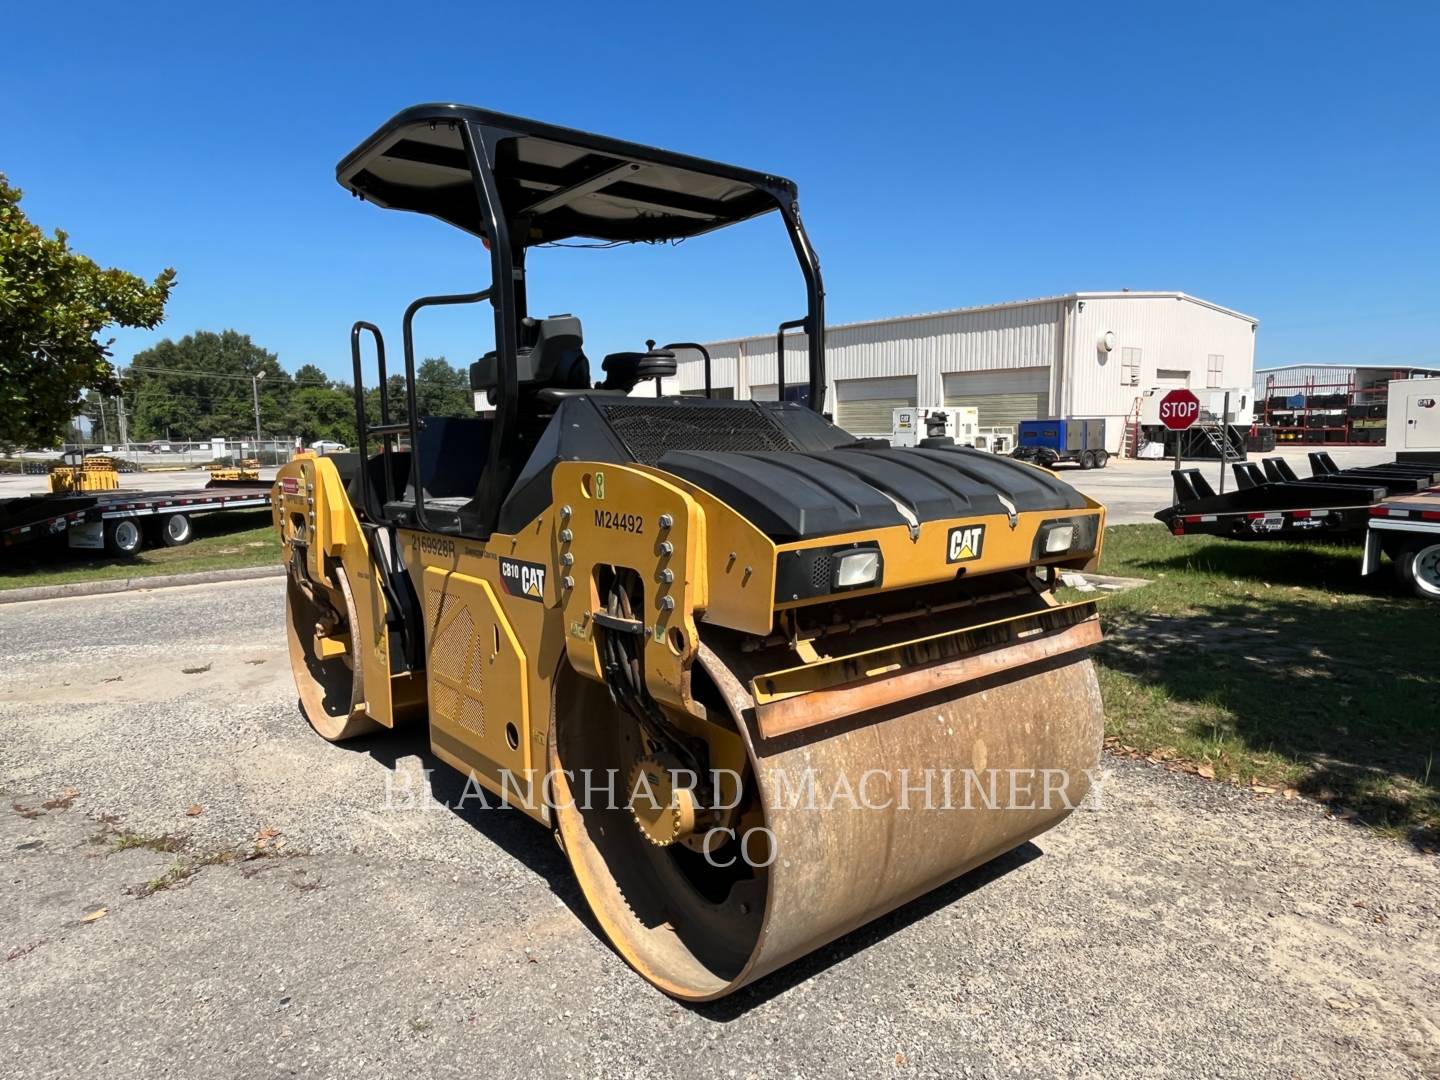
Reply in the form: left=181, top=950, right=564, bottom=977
left=275, top=451, right=1104, bottom=823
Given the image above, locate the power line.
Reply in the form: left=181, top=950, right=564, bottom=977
left=120, top=363, right=465, bottom=388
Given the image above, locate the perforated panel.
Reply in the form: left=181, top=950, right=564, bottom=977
left=423, top=567, right=529, bottom=782
left=460, top=633, right=486, bottom=736
left=810, top=554, right=833, bottom=591
left=426, top=587, right=479, bottom=735
left=600, top=402, right=798, bottom=464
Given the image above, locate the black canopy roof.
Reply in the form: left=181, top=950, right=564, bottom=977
left=336, top=104, right=793, bottom=245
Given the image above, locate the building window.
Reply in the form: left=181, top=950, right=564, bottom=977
left=1207, top=354, right=1224, bottom=388
left=1120, top=347, right=1141, bottom=386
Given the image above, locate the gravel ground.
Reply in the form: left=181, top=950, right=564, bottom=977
left=1, top=579, right=1437, bottom=1079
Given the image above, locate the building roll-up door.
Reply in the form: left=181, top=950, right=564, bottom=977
left=834, top=376, right=917, bottom=436
left=680, top=387, right=736, bottom=399
left=942, top=367, right=1050, bottom=428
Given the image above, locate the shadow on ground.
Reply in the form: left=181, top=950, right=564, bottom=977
left=1099, top=540, right=1438, bottom=848
left=339, top=719, right=1041, bottom=1018
left=0, top=509, right=272, bottom=580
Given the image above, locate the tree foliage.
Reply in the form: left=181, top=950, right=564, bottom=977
left=119, top=334, right=471, bottom=448
left=125, top=330, right=291, bottom=441
left=415, top=357, right=472, bottom=418
left=0, top=173, right=175, bottom=448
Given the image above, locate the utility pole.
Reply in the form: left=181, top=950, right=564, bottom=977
left=97, top=397, right=108, bottom=446
left=115, top=395, right=130, bottom=462
left=252, top=371, right=266, bottom=449
left=114, top=395, right=128, bottom=445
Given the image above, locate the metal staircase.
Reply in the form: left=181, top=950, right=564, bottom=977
left=1122, top=397, right=1143, bottom=458
left=1194, top=424, right=1244, bottom=462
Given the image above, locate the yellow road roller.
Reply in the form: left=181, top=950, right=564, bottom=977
left=275, top=104, right=1107, bottom=1000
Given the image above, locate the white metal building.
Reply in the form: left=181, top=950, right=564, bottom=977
left=676, top=291, right=1258, bottom=452
left=1252, top=363, right=1440, bottom=400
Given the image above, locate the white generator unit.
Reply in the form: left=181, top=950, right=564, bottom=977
left=973, top=429, right=1014, bottom=454
left=1137, top=387, right=1253, bottom=426
left=1388, top=375, right=1440, bottom=457
left=891, top=406, right=978, bottom=448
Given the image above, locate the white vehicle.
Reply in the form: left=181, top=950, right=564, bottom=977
left=309, top=440, right=350, bottom=455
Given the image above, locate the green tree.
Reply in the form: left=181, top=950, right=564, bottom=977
left=293, top=363, right=331, bottom=389
left=288, top=384, right=357, bottom=445
left=124, top=330, right=290, bottom=441
left=363, top=374, right=410, bottom=433
left=415, top=357, right=472, bottom=418
left=0, top=173, right=174, bottom=449
left=282, top=363, right=357, bottom=445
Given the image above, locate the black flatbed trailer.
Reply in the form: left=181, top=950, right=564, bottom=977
left=0, top=481, right=273, bottom=557
left=1156, top=451, right=1440, bottom=599
left=1156, top=452, right=1440, bottom=541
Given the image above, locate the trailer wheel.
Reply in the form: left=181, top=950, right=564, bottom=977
left=153, top=512, right=193, bottom=547
left=1094, top=450, right=1109, bottom=469
left=103, top=519, right=144, bottom=558
left=1396, top=540, right=1440, bottom=601
left=1079, top=451, right=1096, bottom=470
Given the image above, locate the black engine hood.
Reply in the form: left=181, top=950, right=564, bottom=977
left=657, top=445, right=1089, bottom=541
left=497, top=395, right=1089, bottom=541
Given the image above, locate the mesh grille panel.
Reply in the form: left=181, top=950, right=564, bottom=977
left=810, top=554, right=833, bottom=591
left=426, top=587, right=479, bottom=734
left=460, top=634, right=485, bottom=736
left=601, top=403, right=799, bottom=464
left=432, top=684, right=461, bottom=725
left=458, top=695, right=485, bottom=737
left=427, top=591, right=474, bottom=685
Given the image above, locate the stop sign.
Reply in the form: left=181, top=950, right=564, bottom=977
left=1158, top=388, right=1201, bottom=431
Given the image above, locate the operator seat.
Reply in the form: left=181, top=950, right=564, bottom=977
left=469, top=314, right=590, bottom=401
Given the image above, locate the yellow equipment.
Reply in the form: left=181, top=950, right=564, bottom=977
left=49, top=454, right=120, bottom=493
left=206, top=458, right=262, bottom=483
left=275, top=105, right=1107, bottom=1000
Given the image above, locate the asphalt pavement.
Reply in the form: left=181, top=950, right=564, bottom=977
left=2, top=578, right=1436, bottom=1079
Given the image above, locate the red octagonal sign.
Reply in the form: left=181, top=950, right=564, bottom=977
left=1159, top=388, right=1201, bottom=431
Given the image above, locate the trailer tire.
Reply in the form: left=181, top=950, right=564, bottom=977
left=103, top=518, right=144, bottom=558
left=153, top=512, right=193, bottom=547
left=1079, top=451, right=1096, bottom=470
left=1094, top=450, right=1109, bottom=469
left=1395, top=540, right=1440, bottom=601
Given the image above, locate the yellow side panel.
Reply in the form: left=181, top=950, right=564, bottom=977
left=422, top=566, right=533, bottom=798
left=273, top=453, right=411, bottom=729
left=551, top=462, right=707, bottom=716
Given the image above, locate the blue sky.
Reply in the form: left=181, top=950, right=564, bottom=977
left=4, top=1, right=1437, bottom=383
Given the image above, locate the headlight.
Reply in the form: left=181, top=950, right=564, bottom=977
left=775, top=542, right=885, bottom=601
left=1041, top=523, right=1076, bottom=554
left=1031, top=515, right=1099, bottom=561
left=834, top=548, right=881, bottom=588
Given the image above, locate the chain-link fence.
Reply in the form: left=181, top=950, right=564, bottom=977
left=33, top=437, right=301, bottom=471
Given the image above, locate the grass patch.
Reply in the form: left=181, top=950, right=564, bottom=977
left=110, top=829, right=186, bottom=854
left=1093, top=524, right=1438, bottom=847
left=0, top=510, right=277, bottom=590
left=132, top=849, right=241, bottom=896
